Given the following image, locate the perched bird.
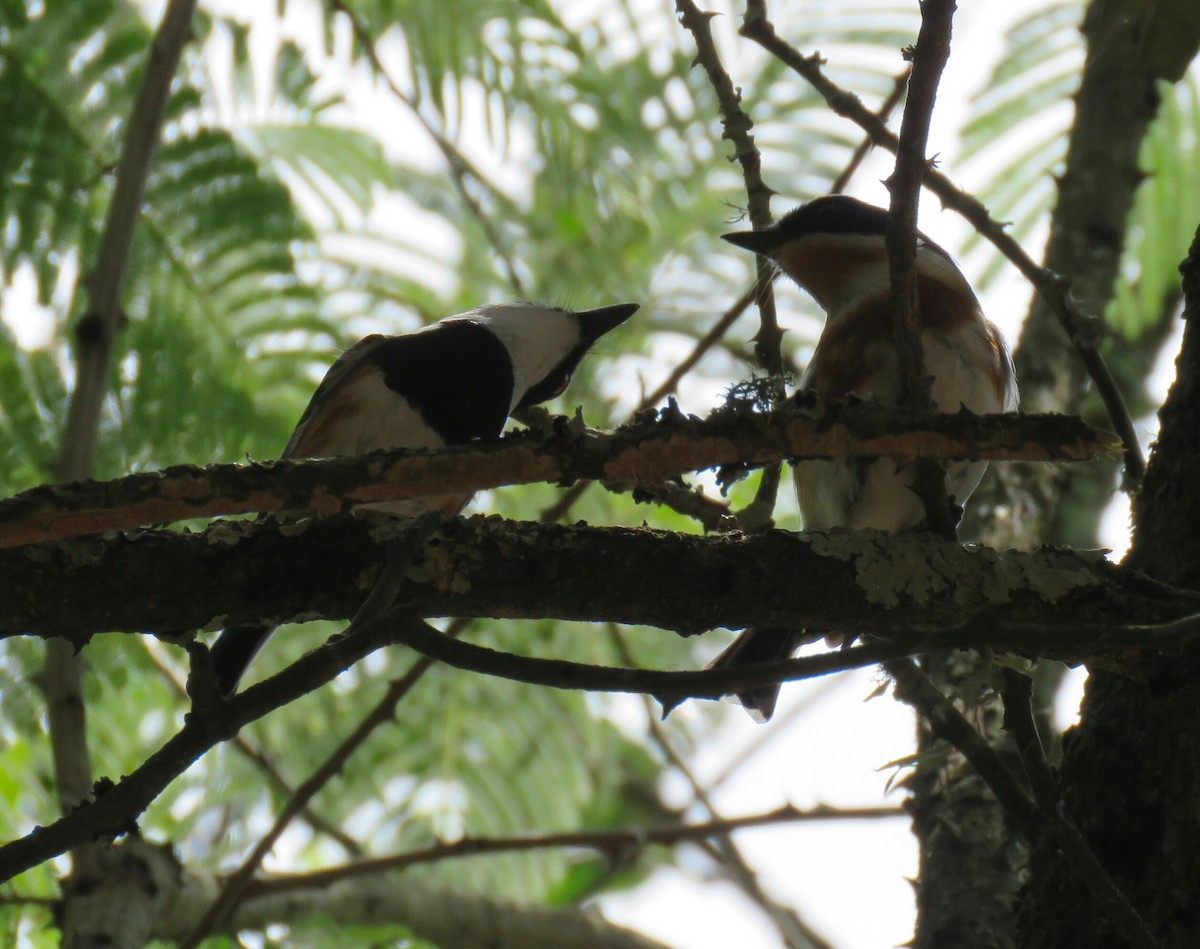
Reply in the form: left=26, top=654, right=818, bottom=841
left=210, top=301, right=638, bottom=695
left=712, top=195, right=1018, bottom=720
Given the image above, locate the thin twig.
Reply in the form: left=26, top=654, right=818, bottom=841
left=142, top=643, right=363, bottom=857
left=376, top=612, right=1200, bottom=709
left=999, top=669, right=1057, bottom=805
left=830, top=68, right=910, bottom=194
left=882, top=4, right=960, bottom=526
left=738, top=1, right=1146, bottom=486
left=250, top=802, right=903, bottom=897
left=677, top=0, right=787, bottom=527
left=1001, top=670, right=1161, bottom=949
left=884, top=0, right=957, bottom=535
left=622, top=479, right=733, bottom=532
left=885, top=37, right=940, bottom=410
left=676, top=0, right=780, bottom=370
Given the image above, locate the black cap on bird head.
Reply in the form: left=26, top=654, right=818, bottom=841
left=721, top=194, right=951, bottom=259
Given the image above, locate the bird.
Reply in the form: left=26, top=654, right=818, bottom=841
left=210, top=300, right=638, bottom=695
left=711, top=194, right=1018, bottom=720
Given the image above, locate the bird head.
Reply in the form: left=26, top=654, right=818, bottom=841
left=454, top=302, right=638, bottom=413
left=721, top=195, right=976, bottom=317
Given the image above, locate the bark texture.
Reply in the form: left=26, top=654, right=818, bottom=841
left=1018, top=227, right=1200, bottom=946
left=2, top=516, right=1186, bottom=644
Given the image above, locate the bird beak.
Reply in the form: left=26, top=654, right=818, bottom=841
left=721, top=228, right=781, bottom=258
left=577, top=302, right=639, bottom=341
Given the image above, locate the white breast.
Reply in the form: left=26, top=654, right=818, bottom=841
left=795, top=317, right=1014, bottom=532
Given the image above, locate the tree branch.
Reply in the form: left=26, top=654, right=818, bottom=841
left=7, top=512, right=1199, bottom=648
left=884, top=0, right=957, bottom=536
left=378, top=612, right=1200, bottom=709
left=886, top=0, right=953, bottom=412
left=0, top=611, right=436, bottom=885
left=195, top=874, right=673, bottom=949
left=0, top=405, right=1117, bottom=548
left=677, top=0, right=782, bottom=376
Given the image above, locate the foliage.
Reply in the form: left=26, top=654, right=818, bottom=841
left=1111, top=77, right=1200, bottom=338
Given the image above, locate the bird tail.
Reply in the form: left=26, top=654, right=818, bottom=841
left=210, top=624, right=277, bottom=696
left=707, top=627, right=806, bottom=722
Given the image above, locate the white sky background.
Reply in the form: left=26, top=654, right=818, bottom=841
left=9, top=0, right=1173, bottom=946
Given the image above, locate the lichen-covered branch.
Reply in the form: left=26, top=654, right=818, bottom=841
left=4, top=514, right=1195, bottom=649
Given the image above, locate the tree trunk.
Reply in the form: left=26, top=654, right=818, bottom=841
left=1019, top=224, right=1200, bottom=946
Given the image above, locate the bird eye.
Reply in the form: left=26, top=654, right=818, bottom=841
left=550, top=373, right=571, bottom=397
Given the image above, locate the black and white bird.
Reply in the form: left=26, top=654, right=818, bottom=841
left=713, top=195, right=1018, bottom=720
left=210, top=301, right=638, bottom=695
